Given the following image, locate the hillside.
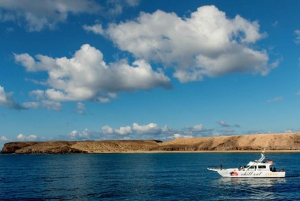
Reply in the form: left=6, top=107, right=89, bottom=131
left=2, top=133, right=300, bottom=154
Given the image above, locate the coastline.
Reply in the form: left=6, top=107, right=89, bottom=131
left=86, top=150, right=300, bottom=154
left=2, top=133, right=300, bottom=154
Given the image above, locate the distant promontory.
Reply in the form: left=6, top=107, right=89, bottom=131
left=2, top=133, right=300, bottom=154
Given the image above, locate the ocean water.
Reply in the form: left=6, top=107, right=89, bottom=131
left=0, top=153, right=299, bottom=200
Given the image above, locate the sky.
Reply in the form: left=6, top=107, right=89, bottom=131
left=0, top=0, right=300, bottom=147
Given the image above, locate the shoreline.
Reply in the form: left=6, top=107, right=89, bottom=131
left=2, top=150, right=300, bottom=155
left=86, top=150, right=300, bottom=154
left=3, top=133, right=300, bottom=154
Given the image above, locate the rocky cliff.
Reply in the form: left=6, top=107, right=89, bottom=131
left=2, top=133, right=300, bottom=154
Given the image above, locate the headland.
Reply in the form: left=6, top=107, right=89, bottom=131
left=2, top=133, right=300, bottom=154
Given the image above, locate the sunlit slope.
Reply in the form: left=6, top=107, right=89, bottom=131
left=2, top=133, right=300, bottom=154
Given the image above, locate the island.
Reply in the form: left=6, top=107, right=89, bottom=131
left=2, top=133, right=300, bottom=154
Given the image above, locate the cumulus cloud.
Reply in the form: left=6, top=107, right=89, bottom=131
left=185, top=124, right=203, bottom=133
left=105, top=0, right=140, bottom=16
left=102, top=125, right=132, bottom=135
left=285, top=129, right=293, bottom=133
left=217, top=121, right=240, bottom=128
left=295, top=30, right=300, bottom=44
left=0, top=86, right=24, bottom=110
left=77, top=102, right=86, bottom=115
left=184, top=124, right=214, bottom=136
left=41, top=100, right=62, bottom=111
left=83, top=24, right=104, bottom=35
left=65, top=122, right=216, bottom=141
left=218, top=121, right=229, bottom=127
left=15, top=44, right=171, bottom=103
left=23, top=102, right=40, bottom=108
left=172, top=134, right=193, bottom=139
left=68, top=129, right=91, bottom=139
left=0, top=0, right=101, bottom=31
left=99, top=5, right=277, bottom=82
left=267, top=96, right=283, bottom=102
left=133, top=123, right=161, bottom=134
left=29, top=90, right=45, bottom=100
left=0, top=136, right=10, bottom=141
left=17, top=134, right=37, bottom=141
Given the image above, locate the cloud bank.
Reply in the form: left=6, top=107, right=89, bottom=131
left=66, top=122, right=214, bottom=141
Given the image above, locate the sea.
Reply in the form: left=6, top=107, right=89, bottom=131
left=0, top=153, right=299, bottom=200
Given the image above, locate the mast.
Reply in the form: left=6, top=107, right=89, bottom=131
left=257, top=148, right=265, bottom=163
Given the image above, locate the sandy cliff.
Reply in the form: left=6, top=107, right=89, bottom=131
left=2, top=133, right=300, bottom=154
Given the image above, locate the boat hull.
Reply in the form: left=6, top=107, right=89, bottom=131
left=208, top=168, right=285, bottom=178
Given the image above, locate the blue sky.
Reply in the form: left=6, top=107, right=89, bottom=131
left=0, top=0, right=300, bottom=147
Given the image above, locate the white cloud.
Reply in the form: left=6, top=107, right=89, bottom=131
left=68, top=129, right=90, bottom=139
left=173, top=134, right=181, bottom=139
left=15, top=44, right=171, bottom=102
left=267, top=96, right=283, bottom=102
left=42, top=100, right=62, bottom=111
left=0, top=0, right=101, bottom=31
left=23, top=102, right=40, bottom=108
left=295, top=30, right=300, bottom=44
left=218, top=121, right=229, bottom=127
left=0, top=86, right=24, bottom=110
left=66, top=122, right=217, bottom=141
left=83, top=24, right=104, bottom=35
left=217, top=121, right=240, bottom=128
left=77, top=102, right=86, bottom=115
left=133, top=123, right=161, bottom=134
left=29, top=90, right=45, bottom=99
left=17, top=134, right=37, bottom=141
left=192, top=124, right=203, bottom=131
left=102, top=125, right=132, bottom=135
left=173, top=134, right=193, bottom=139
left=103, top=5, right=277, bottom=82
left=0, top=136, right=10, bottom=141
left=185, top=124, right=204, bottom=133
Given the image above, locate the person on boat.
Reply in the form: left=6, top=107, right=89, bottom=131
left=220, top=164, right=222, bottom=170
left=274, top=167, right=276, bottom=172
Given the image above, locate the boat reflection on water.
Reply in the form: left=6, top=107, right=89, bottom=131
left=218, top=177, right=286, bottom=187
left=214, top=177, right=286, bottom=200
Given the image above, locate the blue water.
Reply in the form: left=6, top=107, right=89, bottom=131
left=0, top=153, right=299, bottom=200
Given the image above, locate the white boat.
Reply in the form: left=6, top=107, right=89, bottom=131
left=207, top=149, right=285, bottom=178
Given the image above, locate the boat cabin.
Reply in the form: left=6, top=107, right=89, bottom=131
left=239, top=161, right=273, bottom=171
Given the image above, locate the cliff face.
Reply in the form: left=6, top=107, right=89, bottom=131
left=2, top=133, right=300, bottom=154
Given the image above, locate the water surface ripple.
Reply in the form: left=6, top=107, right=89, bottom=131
left=0, top=153, right=299, bottom=200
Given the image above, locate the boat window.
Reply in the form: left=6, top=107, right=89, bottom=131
left=258, top=165, right=266, bottom=169
left=248, top=166, right=255, bottom=169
